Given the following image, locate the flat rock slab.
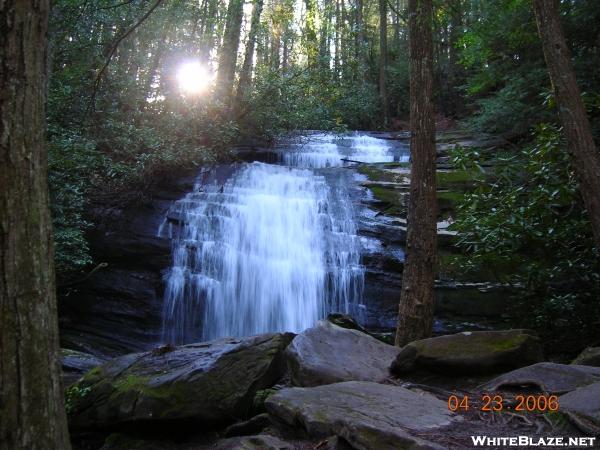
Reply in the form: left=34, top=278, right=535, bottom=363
left=286, top=321, right=400, bottom=386
left=68, top=333, right=294, bottom=428
left=266, top=381, right=455, bottom=450
left=482, top=363, right=600, bottom=394
left=391, top=329, right=543, bottom=375
left=571, top=347, right=600, bottom=367
left=559, top=381, right=600, bottom=434
left=214, top=434, right=293, bottom=450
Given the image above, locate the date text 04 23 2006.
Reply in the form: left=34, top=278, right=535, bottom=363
left=447, top=394, right=559, bottom=413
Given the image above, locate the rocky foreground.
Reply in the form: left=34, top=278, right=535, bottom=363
left=64, top=318, right=600, bottom=449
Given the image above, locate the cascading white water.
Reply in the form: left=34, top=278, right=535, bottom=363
left=283, top=133, right=397, bottom=168
left=159, top=162, right=364, bottom=344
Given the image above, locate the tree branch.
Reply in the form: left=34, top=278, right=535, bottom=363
left=88, top=0, right=165, bottom=111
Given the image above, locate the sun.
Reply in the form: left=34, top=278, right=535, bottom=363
left=177, top=61, right=210, bottom=95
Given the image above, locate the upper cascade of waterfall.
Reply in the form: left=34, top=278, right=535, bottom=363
left=282, top=133, right=408, bottom=168
left=159, top=160, right=364, bottom=345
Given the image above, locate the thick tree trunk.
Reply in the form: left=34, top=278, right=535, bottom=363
left=0, top=1, right=71, bottom=449
left=395, top=0, right=437, bottom=347
left=379, top=0, right=389, bottom=124
left=533, top=0, right=600, bottom=251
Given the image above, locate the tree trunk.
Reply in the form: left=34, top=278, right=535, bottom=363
left=532, top=0, right=600, bottom=251
left=236, top=0, right=264, bottom=106
left=448, top=0, right=463, bottom=116
left=319, top=0, right=333, bottom=72
left=334, top=0, right=341, bottom=75
left=356, top=0, right=365, bottom=79
left=217, top=0, right=244, bottom=100
left=304, top=0, right=319, bottom=67
left=395, top=0, right=437, bottom=347
left=0, top=1, right=72, bottom=449
left=200, top=0, right=219, bottom=61
left=379, top=0, right=389, bottom=124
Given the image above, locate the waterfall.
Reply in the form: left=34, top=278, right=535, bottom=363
left=159, top=162, right=364, bottom=344
left=283, top=133, right=395, bottom=168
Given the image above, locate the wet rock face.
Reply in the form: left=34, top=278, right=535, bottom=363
left=68, top=333, right=294, bottom=429
left=61, top=348, right=104, bottom=387
left=58, top=175, right=196, bottom=358
left=391, top=329, right=544, bottom=375
left=266, top=381, right=455, bottom=450
left=286, top=321, right=400, bottom=387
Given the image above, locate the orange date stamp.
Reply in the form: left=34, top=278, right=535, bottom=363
left=447, top=394, right=559, bottom=412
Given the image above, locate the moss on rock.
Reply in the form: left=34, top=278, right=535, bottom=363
left=392, top=329, right=544, bottom=375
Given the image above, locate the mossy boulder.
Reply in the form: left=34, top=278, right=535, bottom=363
left=286, top=321, right=400, bottom=387
left=266, top=381, right=453, bottom=450
left=571, top=347, right=600, bottom=367
left=68, top=333, right=294, bottom=429
left=391, top=329, right=544, bottom=375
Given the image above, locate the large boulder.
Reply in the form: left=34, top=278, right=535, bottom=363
left=482, top=362, right=600, bottom=394
left=391, top=329, right=543, bottom=375
left=559, top=382, right=600, bottom=434
left=68, top=333, right=294, bottom=428
left=571, top=347, right=600, bottom=367
left=266, top=381, right=454, bottom=450
left=286, top=321, right=400, bottom=386
left=61, top=348, right=104, bottom=386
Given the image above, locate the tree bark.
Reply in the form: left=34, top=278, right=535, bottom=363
left=533, top=0, right=600, bottom=251
left=334, top=0, right=341, bottom=75
left=395, top=0, right=437, bottom=347
left=236, top=0, right=264, bottom=105
left=200, top=0, right=220, bottom=61
left=379, top=0, right=389, bottom=124
left=356, top=0, right=365, bottom=79
left=304, top=0, right=319, bottom=67
left=448, top=0, right=463, bottom=116
left=0, top=1, right=71, bottom=449
left=217, top=0, right=245, bottom=100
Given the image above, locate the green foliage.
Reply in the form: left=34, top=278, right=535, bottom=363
left=457, top=0, right=547, bottom=135
left=239, top=67, right=381, bottom=138
left=48, top=128, right=107, bottom=276
left=465, top=68, right=553, bottom=135
left=47, top=1, right=239, bottom=279
left=459, top=0, right=600, bottom=138
left=387, top=56, right=410, bottom=118
left=65, top=384, right=91, bottom=414
left=450, top=124, right=600, bottom=348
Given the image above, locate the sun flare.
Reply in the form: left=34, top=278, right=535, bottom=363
left=177, top=61, right=210, bottom=95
